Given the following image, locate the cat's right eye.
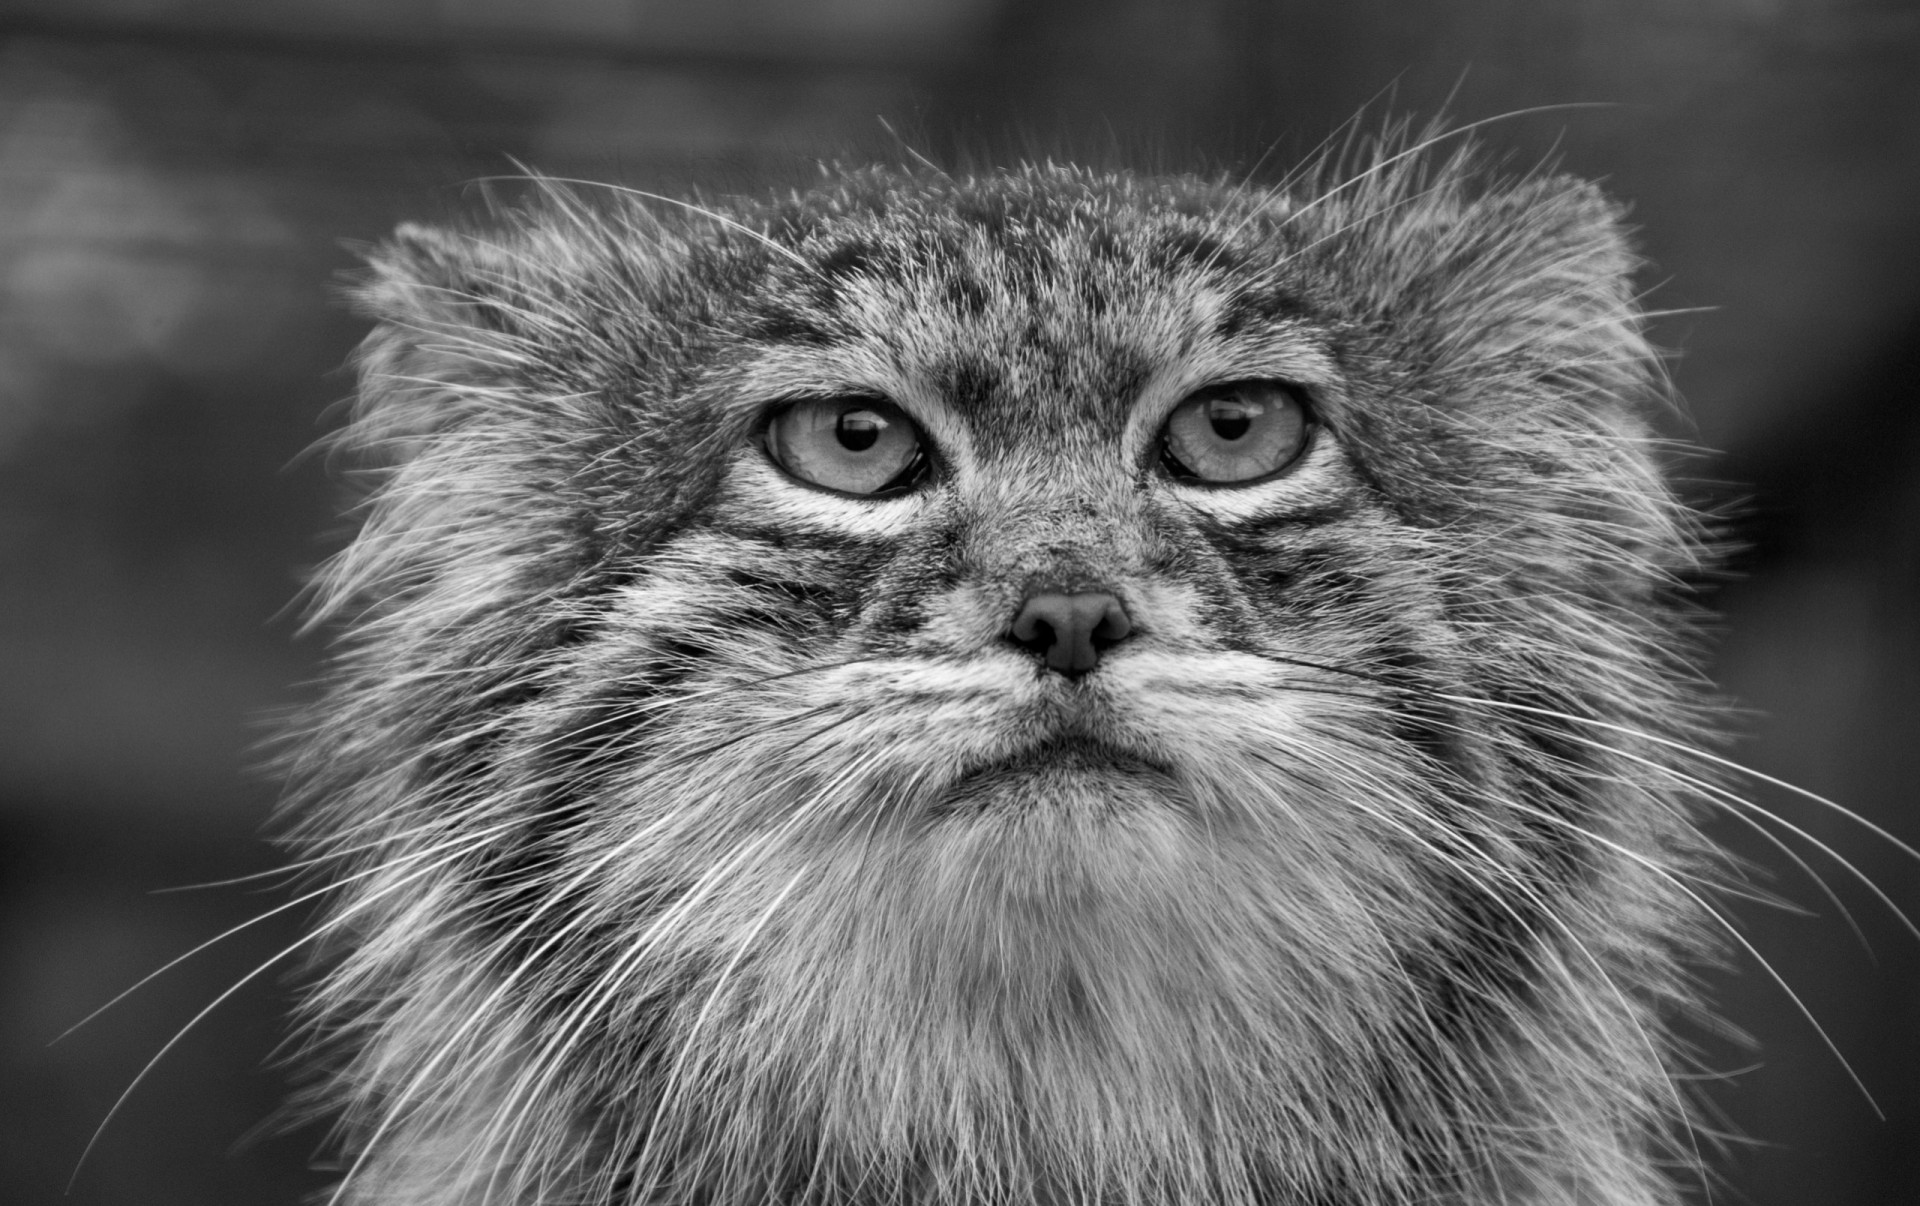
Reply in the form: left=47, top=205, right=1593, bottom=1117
left=764, top=397, right=927, bottom=496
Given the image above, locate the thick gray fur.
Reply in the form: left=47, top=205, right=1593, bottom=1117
left=289, top=131, right=1717, bottom=1205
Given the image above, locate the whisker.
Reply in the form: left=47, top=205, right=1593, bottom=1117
left=1510, top=717, right=1915, bottom=946
left=69, top=823, right=511, bottom=1191
left=1437, top=693, right=1920, bottom=867
left=56, top=820, right=520, bottom=1045
left=469, top=172, right=811, bottom=269
left=501, top=654, right=891, bottom=766
left=148, top=866, right=306, bottom=894
left=322, top=703, right=873, bottom=1204
left=1488, top=786, right=1886, bottom=1119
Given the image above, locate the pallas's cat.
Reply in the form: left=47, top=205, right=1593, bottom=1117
left=288, top=138, right=1717, bottom=1205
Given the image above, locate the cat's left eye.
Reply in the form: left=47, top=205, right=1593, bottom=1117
left=764, top=397, right=927, bottom=496
left=1160, top=380, right=1311, bottom=485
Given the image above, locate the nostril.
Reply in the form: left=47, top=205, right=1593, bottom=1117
left=1008, top=589, right=1133, bottom=676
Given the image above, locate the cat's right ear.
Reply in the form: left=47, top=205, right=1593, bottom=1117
left=355, top=222, right=528, bottom=347
left=321, top=223, right=592, bottom=625
left=346, top=223, right=534, bottom=462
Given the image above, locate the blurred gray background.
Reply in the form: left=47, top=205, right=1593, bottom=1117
left=0, top=1, right=1914, bottom=1203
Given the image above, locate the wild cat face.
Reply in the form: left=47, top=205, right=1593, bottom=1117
left=305, top=157, right=1706, bottom=1204
left=655, top=199, right=1441, bottom=861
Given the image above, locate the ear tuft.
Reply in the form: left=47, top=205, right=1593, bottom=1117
left=343, top=223, right=542, bottom=470
left=354, top=222, right=524, bottom=332
left=1398, top=174, right=1647, bottom=385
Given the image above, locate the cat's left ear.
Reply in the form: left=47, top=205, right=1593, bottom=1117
left=1474, top=175, right=1638, bottom=343
left=1389, top=176, right=1647, bottom=385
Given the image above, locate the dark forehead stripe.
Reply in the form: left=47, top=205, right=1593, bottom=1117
left=929, top=356, right=1004, bottom=414
left=757, top=166, right=1271, bottom=262
left=1147, top=226, right=1242, bottom=275
left=745, top=304, right=837, bottom=347
left=1214, top=284, right=1313, bottom=338
left=942, top=267, right=992, bottom=317
left=736, top=170, right=1306, bottom=389
left=815, top=239, right=881, bottom=280
left=748, top=238, right=903, bottom=346
left=782, top=173, right=1228, bottom=281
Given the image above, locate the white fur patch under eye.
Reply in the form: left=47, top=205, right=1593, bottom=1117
left=723, top=447, right=928, bottom=539
left=1155, top=428, right=1353, bottom=524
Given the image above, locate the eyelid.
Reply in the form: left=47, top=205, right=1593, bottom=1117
left=730, top=351, right=975, bottom=479
left=1120, top=345, right=1339, bottom=465
left=756, top=391, right=890, bottom=428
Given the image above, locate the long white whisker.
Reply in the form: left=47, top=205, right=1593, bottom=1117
left=55, top=818, right=520, bottom=1045
left=469, top=174, right=811, bottom=268
left=1509, top=716, right=1917, bottom=945
left=69, top=821, right=513, bottom=1192
left=1488, top=785, right=1885, bottom=1119
left=1437, top=693, right=1920, bottom=866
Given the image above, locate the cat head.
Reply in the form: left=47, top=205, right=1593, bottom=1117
left=299, top=146, right=1707, bottom=1205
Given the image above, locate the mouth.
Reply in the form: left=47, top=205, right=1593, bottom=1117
left=936, top=732, right=1181, bottom=817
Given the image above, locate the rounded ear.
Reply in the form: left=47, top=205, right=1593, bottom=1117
left=354, top=222, right=530, bottom=342
left=345, top=224, right=540, bottom=466
left=1396, top=176, right=1647, bottom=385
left=320, top=222, right=607, bottom=626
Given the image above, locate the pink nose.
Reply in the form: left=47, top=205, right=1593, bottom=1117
left=1008, top=589, right=1133, bottom=676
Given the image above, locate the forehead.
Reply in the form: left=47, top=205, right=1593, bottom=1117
left=724, top=178, right=1317, bottom=449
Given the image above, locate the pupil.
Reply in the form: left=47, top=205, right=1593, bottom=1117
left=837, top=411, right=882, bottom=452
left=1207, top=399, right=1256, bottom=442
